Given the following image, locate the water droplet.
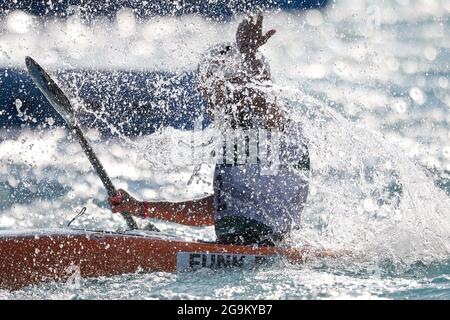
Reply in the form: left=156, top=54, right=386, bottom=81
left=409, top=87, right=426, bottom=105
left=424, top=47, right=437, bottom=61
left=306, top=10, right=324, bottom=27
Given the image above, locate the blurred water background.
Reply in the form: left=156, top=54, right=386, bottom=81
left=0, top=0, right=449, bottom=299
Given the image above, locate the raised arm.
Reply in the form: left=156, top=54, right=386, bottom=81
left=236, top=13, right=285, bottom=130
left=109, top=189, right=215, bottom=227
left=236, top=13, right=276, bottom=81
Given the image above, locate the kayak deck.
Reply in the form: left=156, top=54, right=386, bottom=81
left=0, top=228, right=314, bottom=291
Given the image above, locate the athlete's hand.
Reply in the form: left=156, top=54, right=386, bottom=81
left=236, top=13, right=276, bottom=57
left=108, top=189, right=142, bottom=216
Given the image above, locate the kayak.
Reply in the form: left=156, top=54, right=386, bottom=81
left=0, top=59, right=336, bottom=291
left=0, top=228, right=332, bottom=291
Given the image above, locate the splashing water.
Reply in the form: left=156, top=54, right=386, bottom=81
left=1, top=0, right=450, bottom=299
left=279, top=86, right=450, bottom=267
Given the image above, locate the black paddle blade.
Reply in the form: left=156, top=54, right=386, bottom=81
left=25, top=56, right=75, bottom=125
left=25, top=56, right=140, bottom=231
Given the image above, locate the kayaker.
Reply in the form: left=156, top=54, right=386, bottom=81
left=109, top=13, right=310, bottom=247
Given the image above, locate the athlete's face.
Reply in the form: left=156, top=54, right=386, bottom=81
left=199, top=76, right=248, bottom=122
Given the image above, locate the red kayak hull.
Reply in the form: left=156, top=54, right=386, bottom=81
left=0, top=229, right=312, bottom=290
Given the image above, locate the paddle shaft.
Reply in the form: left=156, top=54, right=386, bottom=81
left=73, top=126, right=115, bottom=194
left=25, top=56, right=138, bottom=230
left=72, top=125, right=139, bottom=229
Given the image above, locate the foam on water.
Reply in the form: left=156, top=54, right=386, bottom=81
left=283, top=87, right=450, bottom=266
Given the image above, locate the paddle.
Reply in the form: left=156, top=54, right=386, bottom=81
left=25, top=56, right=142, bottom=230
